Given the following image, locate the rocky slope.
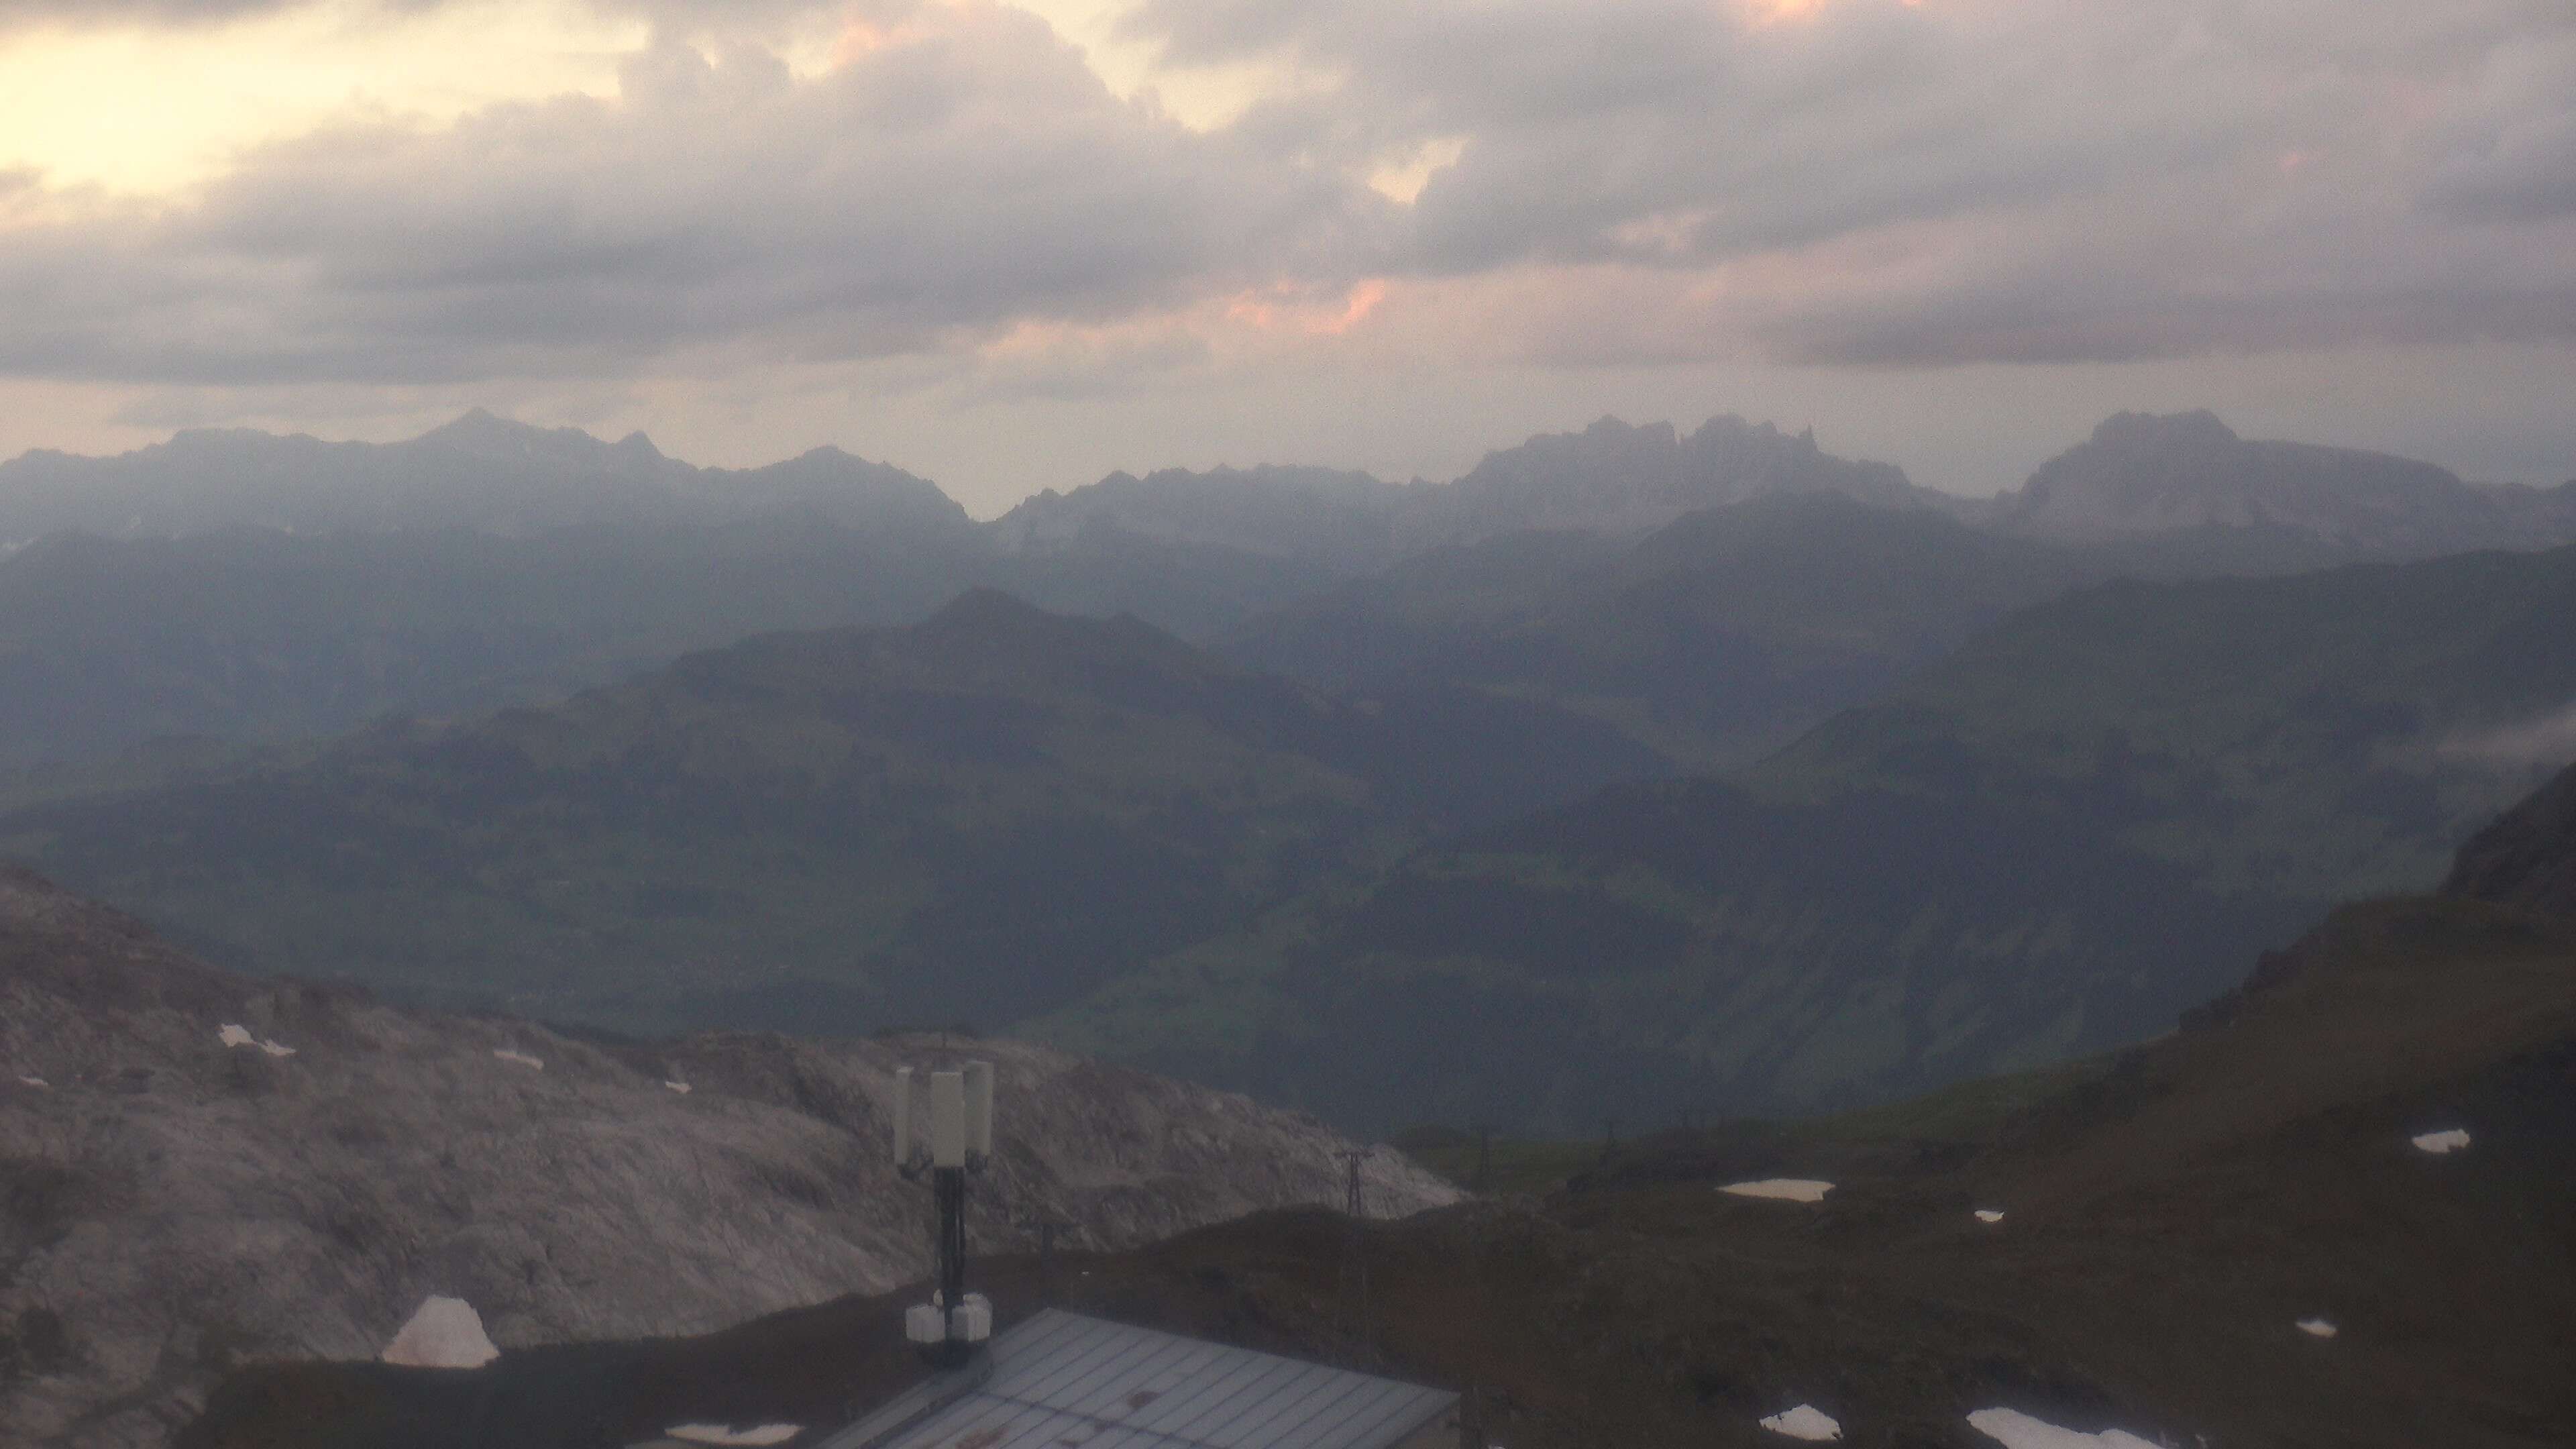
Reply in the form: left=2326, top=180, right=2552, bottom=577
left=0, top=867, right=1454, bottom=1449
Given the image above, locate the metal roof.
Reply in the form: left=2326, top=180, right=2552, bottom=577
left=817, top=1310, right=1456, bottom=1449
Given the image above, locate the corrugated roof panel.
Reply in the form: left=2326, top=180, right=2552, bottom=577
left=851, top=1311, right=1454, bottom=1449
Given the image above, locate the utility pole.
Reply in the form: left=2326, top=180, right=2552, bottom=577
left=1334, top=1146, right=1374, bottom=1364
left=895, top=1061, right=995, bottom=1368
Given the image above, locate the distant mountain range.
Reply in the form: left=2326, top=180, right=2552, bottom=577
left=0, top=409, right=973, bottom=542
left=4, top=407, right=2563, bottom=772
left=989, top=415, right=1953, bottom=580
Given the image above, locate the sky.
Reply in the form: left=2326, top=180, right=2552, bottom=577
left=0, top=0, right=2571, bottom=516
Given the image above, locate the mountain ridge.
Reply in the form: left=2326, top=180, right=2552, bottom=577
left=0, top=411, right=971, bottom=542
left=0, top=593, right=1666, bottom=1038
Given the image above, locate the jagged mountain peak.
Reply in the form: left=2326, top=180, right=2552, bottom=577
left=1986, top=409, right=2576, bottom=555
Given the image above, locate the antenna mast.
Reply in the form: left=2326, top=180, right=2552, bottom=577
left=894, top=1059, right=996, bottom=1367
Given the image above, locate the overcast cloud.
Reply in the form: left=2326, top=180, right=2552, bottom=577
left=0, top=0, right=2569, bottom=493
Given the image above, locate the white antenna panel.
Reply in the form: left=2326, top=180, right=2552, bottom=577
left=930, top=1069, right=966, bottom=1167
left=965, top=1061, right=994, bottom=1158
left=892, top=1066, right=913, bottom=1165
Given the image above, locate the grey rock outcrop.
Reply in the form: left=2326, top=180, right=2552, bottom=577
left=0, top=867, right=1454, bottom=1448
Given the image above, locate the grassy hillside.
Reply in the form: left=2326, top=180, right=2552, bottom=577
left=0, top=592, right=1664, bottom=1034
left=1042, top=546, right=2576, bottom=1132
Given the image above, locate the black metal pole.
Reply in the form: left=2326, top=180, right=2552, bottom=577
left=935, top=1166, right=967, bottom=1307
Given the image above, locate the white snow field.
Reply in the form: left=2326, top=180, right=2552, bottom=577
left=1721, top=1179, right=1834, bottom=1202
left=217, top=1022, right=295, bottom=1056
left=1968, top=1408, right=2159, bottom=1448
left=665, top=1425, right=802, bottom=1446
left=1758, top=1403, right=1843, bottom=1440
left=2411, top=1128, right=2471, bottom=1155
left=493, top=1047, right=545, bottom=1070
left=380, top=1295, right=500, bottom=1369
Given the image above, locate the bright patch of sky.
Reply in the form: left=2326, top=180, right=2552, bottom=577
left=0, top=1, right=644, bottom=195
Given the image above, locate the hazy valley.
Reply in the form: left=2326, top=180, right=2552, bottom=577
left=1, top=405, right=2572, bottom=1447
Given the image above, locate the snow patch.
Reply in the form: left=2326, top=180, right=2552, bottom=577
left=220, top=1022, right=297, bottom=1057
left=1976, top=1210, right=2006, bottom=1224
left=1968, top=1408, right=2160, bottom=1449
left=1721, top=1179, right=1833, bottom=1203
left=14, top=1075, right=45, bottom=1089
left=665, top=1426, right=802, bottom=1446
left=665, top=1079, right=692, bottom=1094
left=381, top=1296, right=500, bottom=1370
left=493, top=1048, right=545, bottom=1070
left=2298, top=1318, right=2339, bottom=1338
left=2412, top=1128, right=2470, bottom=1155
left=1759, top=1404, right=1843, bottom=1440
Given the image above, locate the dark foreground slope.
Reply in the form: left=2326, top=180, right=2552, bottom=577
left=184, top=765, right=2576, bottom=1449
left=0, top=592, right=1661, bottom=1035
